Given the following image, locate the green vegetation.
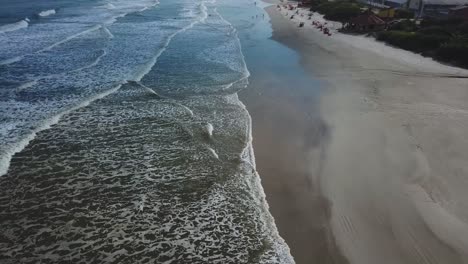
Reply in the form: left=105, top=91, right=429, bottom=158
left=305, top=0, right=468, bottom=68
left=387, top=19, right=418, bottom=31
left=310, top=1, right=362, bottom=23
left=376, top=31, right=450, bottom=52
left=376, top=18, right=468, bottom=68
left=436, top=38, right=468, bottom=67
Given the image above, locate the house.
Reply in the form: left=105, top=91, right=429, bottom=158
left=359, top=0, right=405, bottom=8
left=408, top=0, right=468, bottom=17
left=378, top=8, right=397, bottom=18
left=449, top=5, right=468, bottom=19
left=347, top=11, right=387, bottom=31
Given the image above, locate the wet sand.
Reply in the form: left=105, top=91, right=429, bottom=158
left=239, top=5, right=348, bottom=264
left=239, top=68, right=346, bottom=264
left=244, top=3, right=468, bottom=264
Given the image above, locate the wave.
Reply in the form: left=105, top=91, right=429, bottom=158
left=1, top=0, right=160, bottom=66
left=13, top=49, right=107, bottom=91
left=0, top=26, right=102, bottom=66
left=71, top=49, right=107, bottom=73
left=40, top=25, right=103, bottom=53
left=214, top=7, right=251, bottom=82
left=131, top=1, right=209, bottom=82
left=0, top=0, right=184, bottom=177
left=0, top=84, right=123, bottom=177
left=212, top=6, right=293, bottom=262
left=206, top=146, right=219, bottom=159
left=16, top=80, right=39, bottom=92
left=0, top=20, right=29, bottom=34
left=0, top=56, right=24, bottom=65
left=235, top=91, right=294, bottom=262
left=131, top=81, right=196, bottom=118
left=38, top=9, right=56, bottom=17
left=101, top=26, right=114, bottom=39
left=205, top=123, right=214, bottom=137
left=105, top=3, right=116, bottom=9
left=135, top=0, right=161, bottom=12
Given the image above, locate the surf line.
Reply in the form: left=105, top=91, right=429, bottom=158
left=15, top=49, right=108, bottom=92
left=0, top=84, right=121, bottom=176
left=131, top=0, right=210, bottom=82
left=0, top=4, right=207, bottom=177
left=129, top=81, right=195, bottom=117
left=0, top=1, right=160, bottom=66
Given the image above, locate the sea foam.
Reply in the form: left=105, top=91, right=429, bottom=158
left=0, top=85, right=122, bottom=177
left=0, top=20, right=28, bottom=34
left=38, top=9, right=56, bottom=17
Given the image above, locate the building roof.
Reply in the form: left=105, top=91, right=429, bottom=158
left=450, top=4, right=468, bottom=9
left=365, top=1, right=390, bottom=8
left=423, top=0, right=468, bottom=6
left=350, top=12, right=386, bottom=25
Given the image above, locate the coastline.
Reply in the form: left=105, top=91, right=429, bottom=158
left=0, top=1, right=299, bottom=262
left=244, top=3, right=468, bottom=264
left=238, top=2, right=348, bottom=263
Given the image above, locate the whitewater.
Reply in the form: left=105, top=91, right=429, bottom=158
left=0, top=0, right=293, bottom=262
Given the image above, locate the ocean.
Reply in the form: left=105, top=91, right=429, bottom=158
left=0, top=0, right=294, bottom=262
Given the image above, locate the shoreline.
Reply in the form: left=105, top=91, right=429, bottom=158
left=238, top=2, right=348, bottom=263
left=245, top=2, right=468, bottom=264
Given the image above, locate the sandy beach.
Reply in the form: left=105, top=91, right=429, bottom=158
left=244, top=3, right=468, bottom=264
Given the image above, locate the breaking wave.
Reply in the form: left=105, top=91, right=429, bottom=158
left=38, top=9, right=56, bottom=17
left=0, top=20, right=28, bottom=33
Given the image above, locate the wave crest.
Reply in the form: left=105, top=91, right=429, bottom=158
left=0, top=20, right=28, bottom=34
left=38, top=9, right=56, bottom=17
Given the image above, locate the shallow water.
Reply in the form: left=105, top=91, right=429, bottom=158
left=222, top=4, right=346, bottom=264
left=0, top=0, right=293, bottom=262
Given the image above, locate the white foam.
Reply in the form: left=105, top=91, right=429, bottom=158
left=101, top=26, right=114, bottom=39
left=0, top=84, right=122, bottom=177
left=205, top=123, right=214, bottom=137
left=16, top=80, right=39, bottom=91
left=0, top=123, right=17, bottom=137
left=136, top=194, right=146, bottom=212
left=0, top=0, right=189, bottom=178
left=207, top=147, right=219, bottom=159
left=0, top=0, right=160, bottom=66
left=179, top=104, right=194, bottom=117
left=132, top=1, right=209, bottom=82
left=213, top=5, right=293, bottom=262
left=214, top=7, right=251, bottom=81
left=39, top=25, right=102, bottom=53
left=71, top=49, right=107, bottom=72
left=1, top=24, right=105, bottom=66
left=0, top=56, right=23, bottom=65
left=12, top=49, right=106, bottom=92
left=237, top=92, right=294, bottom=263
left=0, top=20, right=29, bottom=34
left=38, top=9, right=56, bottom=17
left=170, top=101, right=194, bottom=116
left=105, top=3, right=116, bottom=9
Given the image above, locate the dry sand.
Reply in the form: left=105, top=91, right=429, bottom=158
left=246, top=4, right=468, bottom=264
